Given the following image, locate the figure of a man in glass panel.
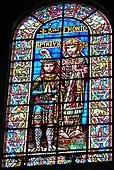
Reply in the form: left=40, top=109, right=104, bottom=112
left=58, top=38, right=88, bottom=150
left=62, top=38, right=88, bottom=110
left=28, top=49, right=65, bottom=152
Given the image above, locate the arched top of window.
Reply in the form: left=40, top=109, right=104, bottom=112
left=13, top=2, right=112, bottom=41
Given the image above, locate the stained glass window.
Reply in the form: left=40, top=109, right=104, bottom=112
left=2, top=2, right=112, bottom=168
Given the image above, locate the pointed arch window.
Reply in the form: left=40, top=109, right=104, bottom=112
left=2, top=2, right=112, bottom=167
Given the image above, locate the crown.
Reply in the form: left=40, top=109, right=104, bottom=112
left=63, top=38, right=88, bottom=49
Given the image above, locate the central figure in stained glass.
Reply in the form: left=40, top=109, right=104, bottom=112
left=31, top=49, right=65, bottom=151
left=28, top=17, right=89, bottom=152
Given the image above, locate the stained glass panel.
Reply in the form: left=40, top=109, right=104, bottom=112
left=88, top=153, right=112, bottom=162
left=27, top=156, right=56, bottom=166
left=11, top=40, right=34, bottom=61
left=2, top=2, right=112, bottom=168
left=64, top=3, right=96, bottom=19
left=9, top=61, right=32, bottom=83
left=3, top=129, right=27, bottom=155
left=2, top=159, right=22, bottom=168
left=84, top=11, right=112, bottom=34
left=32, top=4, right=63, bottom=23
left=91, top=56, right=112, bottom=77
left=14, top=16, right=41, bottom=40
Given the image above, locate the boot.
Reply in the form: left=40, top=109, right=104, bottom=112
left=46, top=126, right=54, bottom=151
left=35, top=125, right=42, bottom=151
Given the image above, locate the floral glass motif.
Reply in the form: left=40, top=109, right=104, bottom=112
left=2, top=2, right=112, bottom=168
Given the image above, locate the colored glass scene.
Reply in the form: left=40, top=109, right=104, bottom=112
left=27, top=17, right=88, bottom=153
left=2, top=2, right=112, bottom=168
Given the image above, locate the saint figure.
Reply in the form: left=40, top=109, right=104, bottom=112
left=28, top=49, right=65, bottom=152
